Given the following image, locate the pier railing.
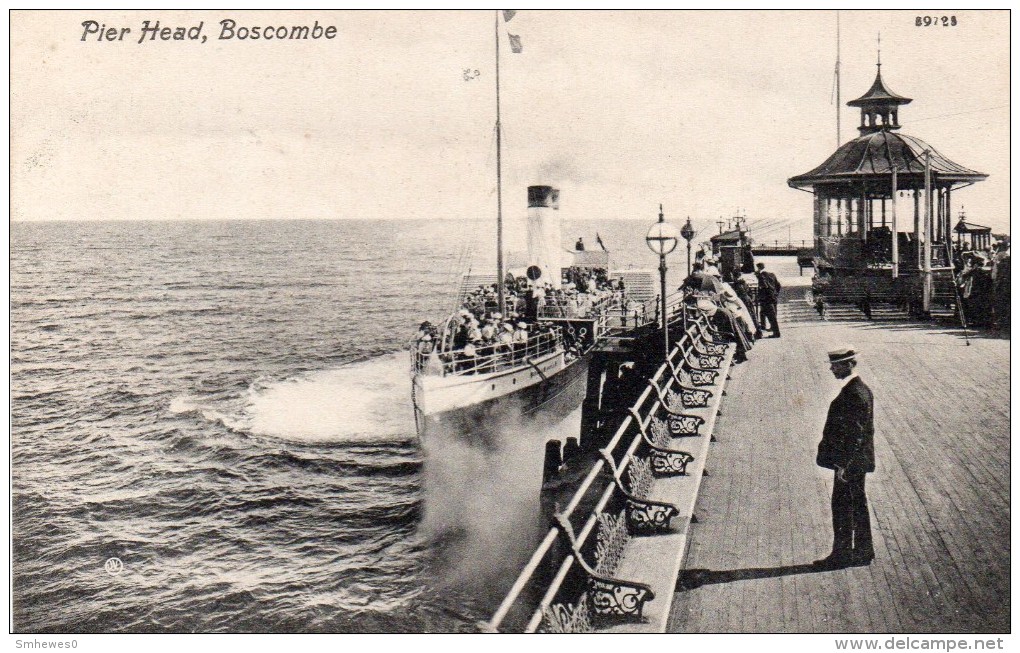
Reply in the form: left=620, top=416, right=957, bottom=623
left=487, top=305, right=724, bottom=632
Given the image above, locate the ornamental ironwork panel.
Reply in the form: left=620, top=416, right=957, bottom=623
left=650, top=448, right=694, bottom=476
left=625, top=498, right=679, bottom=535
left=668, top=414, right=705, bottom=436
left=698, top=354, right=723, bottom=369
left=696, top=341, right=727, bottom=356
left=588, top=577, right=654, bottom=618
left=667, top=387, right=711, bottom=409
left=688, top=369, right=717, bottom=386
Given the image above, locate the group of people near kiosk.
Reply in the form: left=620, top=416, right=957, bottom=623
left=953, top=240, right=1010, bottom=331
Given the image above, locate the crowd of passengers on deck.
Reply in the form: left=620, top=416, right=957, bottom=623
left=413, top=268, right=623, bottom=375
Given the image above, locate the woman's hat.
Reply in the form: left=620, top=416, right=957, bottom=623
left=827, top=345, right=857, bottom=364
left=504, top=323, right=514, bottom=332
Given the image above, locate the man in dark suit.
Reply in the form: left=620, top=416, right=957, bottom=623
left=754, top=262, right=781, bottom=337
left=814, top=345, right=875, bottom=569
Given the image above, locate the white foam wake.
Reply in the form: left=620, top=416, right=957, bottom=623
left=243, top=353, right=414, bottom=442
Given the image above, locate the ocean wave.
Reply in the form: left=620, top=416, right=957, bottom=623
left=10, top=218, right=580, bottom=632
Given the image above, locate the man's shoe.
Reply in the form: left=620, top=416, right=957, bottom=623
left=754, top=331, right=763, bottom=340
left=812, top=552, right=850, bottom=569
left=769, top=333, right=781, bottom=338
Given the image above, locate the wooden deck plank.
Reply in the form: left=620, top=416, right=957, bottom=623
left=869, top=341, right=1009, bottom=629
left=664, top=292, right=1009, bottom=634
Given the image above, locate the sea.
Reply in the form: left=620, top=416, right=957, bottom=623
left=10, top=217, right=670, bottom=633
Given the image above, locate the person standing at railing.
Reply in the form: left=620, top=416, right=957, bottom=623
left=481, top=316, right=498, bottom=342
left=726, top=270, right=763, bottom=340
left=459, top=342, right=478, bottom=373
left=509, top=322, right=528, bottom=364
left=718, top=273, right=756, bottom=342
left=755, top=262, right=781, bottom=338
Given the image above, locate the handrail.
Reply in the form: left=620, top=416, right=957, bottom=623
left=487, top=307, right=715, bottom=632
left=411, top=330, right=561, bottom=376
left=522, top=481, right=617, bottom=632
left=537, top=291, right=620, bottom=319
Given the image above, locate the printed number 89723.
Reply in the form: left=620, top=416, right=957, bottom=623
left=916, top=16, right=957, bottom=26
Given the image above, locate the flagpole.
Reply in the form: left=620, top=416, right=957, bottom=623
left=495, top=11, right=506, bottom=317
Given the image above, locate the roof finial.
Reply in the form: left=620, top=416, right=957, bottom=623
left=877, top=31, right=881, bottom=68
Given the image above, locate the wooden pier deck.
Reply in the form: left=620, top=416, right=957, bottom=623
left=666, top=274, right=1010, bottom=633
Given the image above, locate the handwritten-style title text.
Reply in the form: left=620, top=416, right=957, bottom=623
left=80, top=19, right=337, bottom=44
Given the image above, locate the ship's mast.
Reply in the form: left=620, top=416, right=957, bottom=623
left=835, top=11, right=841, bottom=147
left=494, top=11, right=506, bottom=317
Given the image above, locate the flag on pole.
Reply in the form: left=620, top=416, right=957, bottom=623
left=508, top=33, right=523, bottom=53
left=596, top=233, right=607, bottom=252
left=502, top=10, right=516, bottom=22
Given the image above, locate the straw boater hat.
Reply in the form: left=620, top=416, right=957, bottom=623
left=827, top=345, right=857, bottom=364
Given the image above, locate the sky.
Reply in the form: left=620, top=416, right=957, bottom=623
left=10, top=10, right=1011, bottom=239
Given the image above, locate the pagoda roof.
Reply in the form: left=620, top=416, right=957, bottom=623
left=847, top=67, right=912, bottom=107
left=788, top=130, right=987, bottom=188
left=954, top=221, right=991, bottom=234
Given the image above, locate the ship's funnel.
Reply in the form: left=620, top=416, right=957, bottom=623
left=526, top=186, right=562, bottom=289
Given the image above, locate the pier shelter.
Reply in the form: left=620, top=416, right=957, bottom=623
left=953, top=216, right=993, bottom=253
left=788, top=61, right=986, bottom=310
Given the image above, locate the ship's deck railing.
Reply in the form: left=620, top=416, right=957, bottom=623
left=411, top=330, right=562, bottom=377
left=537, top=291, right=619, bottom=320
left=486, top=304, right=721, bottom=632
left=603, top=302, right=649, bottom=332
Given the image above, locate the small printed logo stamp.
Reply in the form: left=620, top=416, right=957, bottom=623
left=104, top=557, right=124, bottom=575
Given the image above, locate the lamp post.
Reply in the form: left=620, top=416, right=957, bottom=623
left=646, top=204, right=679, bottom=360
left=680, top=217, right=695, bottom=276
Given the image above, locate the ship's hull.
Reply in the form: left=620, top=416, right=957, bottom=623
left=414, top=352, right=591, bottom=452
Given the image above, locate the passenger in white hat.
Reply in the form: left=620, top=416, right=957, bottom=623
left=512, top=321, right=528, bottom=344
left=814, top=344, right=875, bottom=569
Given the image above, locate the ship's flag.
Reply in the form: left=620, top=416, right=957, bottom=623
left=596, top=232, right=607, bottom=251
left=502, top=10, right=516, bottom=22
left=508, top=33, right=523, bottom=53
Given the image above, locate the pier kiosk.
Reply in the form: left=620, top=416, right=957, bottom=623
left=788, top=59, right=987, bottom=315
